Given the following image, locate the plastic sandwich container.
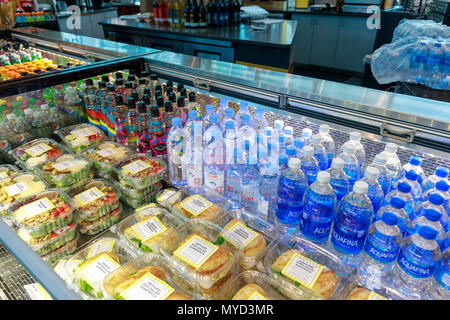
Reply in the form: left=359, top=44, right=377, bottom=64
left=155, top=188, right=183, bottom=211
left=77, top=204, right=122, bottom=236
left=55, top=123, right=104, bottom=153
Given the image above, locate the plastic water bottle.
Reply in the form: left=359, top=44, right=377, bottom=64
left=167, top=117, right=187, bottom=187
left=385, top=181, right=416, bottom=221
left=202, top=104, right=215, bottom=131
left=408, top=208, right=445, bottom=249
left=330, top=181, right=374, bottom=268
left=426, top=248, right=449, bottom=300
left=294, top=138, right=304, bottom=158
left=216, top=99, right=229, bottom=122
left=276, top=158, right=308, bottom=229
left=220, top=107, right=235, bottom=132
left=444, top=231, right=450, bottom=251
left=300, top=145, right=319, bottom=185
left=371, top=153, right=392, bottom=196
left=273, top=119, right=284, bottom=141
left=203, top=114, right=225, bottom=196
left=401, top=155, right=425, bottom=186
left=310, top=134, right=328, bottom=171
left=327, top=158, right=350, bottom=202
left=185, top=121, right=204, bottom=194
left=318, top=124, right=335, bottom=168
left=235, top=102, right=250, bottom=127
left=410, top=41, right=428, bottom=76
left=378, top=143, right=402, bottom=189
left=356, top=211, right=402, bottom=291
left=184, top=110, right=199, bottom=136
left=300, top=128, right=312, bottom=146
left=375, top=197, right=409, bottom=236
left=278, top=153, right=289, bottom=172
left=361, top=167, right=384, bottom=214
left=338, top=132, right=365, bottom=169
left=424, top=42, right=443, bottom=74
left=258, top=162, right=279, bottom=223
left=300, top=171, right=337, bottom=243
left=286, top=145, right=297, bottom=160
left=422, top=180, right=450, bottom=224
left=422, top=167, right=449, bottom=192
left=262, top=127, right=274, bottom=161
left=240, top=155, right=260, bottom=213
left=278, top=135, right=287, bottom=155
left=391, top=226, right=441, bottom=299
left=252, top=108, right=268, bottom=135
left=337, top=143, right=361, bottom=189
left=224, top=120, right=238, bottom=164
left=237, top=114, right=257, bottom=163
left=415, top=193, right=447, bottom=228
left=225, top=147, right=244, bottom=207
left=397, top=170, right=423, bottom=209
left=282, top=126, right=294, bottom=146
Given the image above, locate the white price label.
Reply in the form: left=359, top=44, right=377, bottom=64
left=75, top=187, right=105, bottom=206
left=77, top=253, right=120, bottom=287
left=24, top=143, right=52, bottom=157
left=122, top=160, right=151, bottom=175
left=5, top=182, right=29, bottom=197
left=173, top=234, right=219, bottom=269
left=52, top=161, right=74, bottom=171
left=131, top=216, right=167, bottom=242
left=24, top=283, right=52, bottom=300
left=16, top=197, right=55, bottom=220
left=224, top=222, right=259, bottom=248
left=180, top=195, right=213, bottom=217
left=120, top=272, right=175, bottom=300
left=281, top=252, right=324, bottom=289
left=71, top=127, right=96, bottom=138
left=95, top=148, right=116, bottom=158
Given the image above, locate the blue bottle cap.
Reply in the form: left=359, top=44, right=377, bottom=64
left=188, top=110, right=198, bottom=119
left=239, top=102, right=248, bottom=111
left=429, top=193, right=444, bottom=206
left=279, top=135, right=286, bottom=143
left=418, top=225, right=439, bottom=240
left=294, top=138, right=304, bottom=149
left=435, top=167, right=449, bottom=178
left=225, top=120, right=235, bottom=130
left=205, top=104, right=214, bottom=113
left=279, top=153, right=288, bottom=166
left=424, top=208, right=442, bottom=222
left=264, top=128, right=272, bottom=136
left=409, top=155, right=422, bottom=166
left=391, top=197, right=405, bottom=209
left=225, top=107, right=234, bottom=117
left=241, top=114, right=251, bottom=123
left=436, top=180, right=449, bottom=192
left=286, top=146, right=296, bottom=156
left=255, top=108, right=265, bottom=116
left=209, top=114, right=218, bottom=124
left=381, top=211, right=398, bottom=226
left=397, top=181, right=412, bottom=193
left=244, top=140, right=250, bottom=150
left=171, top=117, right=181, bottom=126
left=405, top=170, right=419, bottom=181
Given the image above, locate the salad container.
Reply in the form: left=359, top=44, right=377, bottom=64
left=66, top=236, right=136, bottom=299
left=155, top=188, right=183, bottom=210
left=52, top=256, right=78, bottom=286
left=80, top=141, right=134, bottom=179
left=117, top=205, right=185, bottom=255
left=10, top=189, right=73, bottom=238
left=69, top=179, right=121, bottom=221
left=42, top=236, right=78, bottom=265
left=103, top=253, right=200, bottom=300
left=112, top=177, right=162, bottom=200
left=159, top=218, right=242, bottom=298
left=0, top=164, right=21, bottom=182
left=77, top=205, right=122, bottom=236
left=113, top=154, right=166, bottom=189
left=263, top=235, right=350, bottom=300
left=119, top=182, right=163, bottom=209
left=55, top=123, right=104, bottom=153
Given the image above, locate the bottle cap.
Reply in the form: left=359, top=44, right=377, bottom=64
left=241, top=114, right=251, bottom=123
left=164, top=101, right=173, bottom=113
left=405, top=170, right=419, bottom=181
left=220, top=99, right=229, bottom=107
left=138, top=78, right=146, bottom=85
left=435, top=167, right=449, bottom=178
left=279, top=153, right=288, bottom=166
left=128, top=74, right=136, bottom=82
left=188, top=91, right=196, bottom=102
left=353, top=181, right=368, bottom=194
left=98, top=81, right=106, bottom=88
left=311, top=134, right=322, bottom=144
left=385, top=143, right=398, bottom=153
left=166, top=80, right=173, bottom=88
left=436, top=180, right=449, bottom=192
left=303, top=145, right=314, bottom=157
left=278, top=135, right=286, bottom=143
left=150, top=106, right=160, bottom=118
left=331, top=158, right=344, bottom=170
left=85, top=78, right=93, bottom=86
left=125, top=81, right=133, bottom=89
left=265, top=127, right=273, bottom=136
left=156, top=96, right=164, bottom=107
left=115, top=94, right=124, bottom=105
left=141, top=71, right=149, bottom=78
left=288, top=158, right=301, bottom=170
left=205, top=104, right=214, bottom=113
left=239, top=102, right=248, bottom=111
left=177, top=96, right=185, bottom=108
left=424, top=208, right=442, bottom=222
left=316, top=171, right=330, bottom=183
left=283, top=126, right=293, bottom=135
left=144, top=87, right=151, bottom=96
left=286, top=146, right=296, bottom=157
left=418, top=225, right=438, bottom=240
left=319, top=124, right=330, bottom=134
left=107, top=84, right=115, bottom=92
left=274, top=120, right=284, bottom=130
left=390, top=197, right=405, bottom=209
left=409, top=155, right=422, bottom=166
left=374, top=153, right=387, bottom=165
left=138, top=101, right=147, bottom=114
left=343, top=143, right=355, bottom=154
left=381, top=211, right=398, bottom=226
left=302, top=128, right=312, bottom=139
left=155, top=84, right=162, bottom=93
left=225, top=120, right=235, bottom=130
left=127, top=97, right=136, bottom=109
left=364, top=166, right=380, bottom=180
left=225, top=107, right=234, bottom=117
left=115, top=79, right=124, bottom=86
left=115, top=72, right=123, bottom=79
left=397, top=181, right=412, bottom=193
left=350, top=131, right=361, bottom=141
left=150, top=73, right=158, bottom=80
left=171, top=117, right=181, bottom=127
left=101, top=75, right=110, bottom=82
left=294, top=138, right=304, bottom=149
left=168, top=92, right=176, bottom=102
left=255, top=108, right=265, bottom=117
left=429, top=193, right=444, bottom=206
left=177, top=83, right=184, bottom=92
left=188, top=110, right=198, bottom=120
left=210, top=114, right=219, bottom=124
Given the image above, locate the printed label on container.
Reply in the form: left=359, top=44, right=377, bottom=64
left=205, top=171, right=224, bottom=194
left=95, top=148, right=116, bottom=158
left=367, top=291, right=388, bottom=300
left=364, top=237, right=399, bottom=264
left=281, top=252, right=324, bottom=289
left=52, top=161, right=75, bottom=171
left=5, top=182, right=29, bottom=197
left=120, top=272, right=175, bottom=300
left=24, top=143, right=52, bottom=157
left=248, top=291, right=267, bottom=300
left=15, top=197, right=55, bottom=221
left=24, top=283, right=52, bottom=300
left=86, top=239, right=116, bottom=258
left=186, top=164, right=203, bottom=188
left=224, top=222, right=259, bottom=248
left=180, top=195, right=213, bottom=217
left=131, top=216, right=167, bottom=242
left=173, top=235, right=219, bottom=269
left=71, top=127, right=96, bottom=138
left=75, top=187, right=105, bottom=206
left=77, top=253, right=121, bottom=287
left=396, top=250, right=434, bottom=279
left=136, top=204, right=161, bottom=219
left=122, top=160, right=151, bottom=175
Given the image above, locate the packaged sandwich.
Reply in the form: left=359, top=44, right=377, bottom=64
left=159, top=219, right=242, bottom=297
left=346, top=287, right=388, bottom=300
left=119, top=182, right=163, bottom=209
left=55, top=123, right=104, bottom=153
left=77, top=206, right=122, bottom=236
left=113, top=178, right=162, bottom=200
left=171, top=192, right=224, bottom=223
left=155, top=188, right=183, bottom=210
left=114, top=154, right=166, bottom=189
left=103, top=253, right=199, bottom=300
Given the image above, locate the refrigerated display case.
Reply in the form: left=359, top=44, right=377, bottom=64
left=0, top=27, right=448, bottom=300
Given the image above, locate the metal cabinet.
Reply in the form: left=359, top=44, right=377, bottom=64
left=292, top=13, right=314, bottom=65
left=183, top=42, right=234, bottom=63
left=309, top=15, right=340, bottom=69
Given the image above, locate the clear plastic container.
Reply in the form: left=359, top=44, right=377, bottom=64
left=344, top=281, right=390, bottom=300
left=34, top=154, right=93, bottom=189
left=80, top=141, right=134, bottom=179
left=102, top=253, right=200, bottom=300
left=42, top=236, right=78, bottom=265
left=55, top=123, right=104, bottom=153
left=52, top=256, right=77, bottom=285
left=215, top=209, right=276, bottom=271
left=112, top=177, right=162, bottom=200
left=68, top=179, right=121, bottom=221
left=117, top=206, right=185, bottom=255
left=263, top=236, right=350, bottom=300
left=10, top=189, right=74, bottom=238
left=77, top=205, right=122, bottom=236
left=17, top=221, right=77, bottom=256
left=0, top=164, right=21, bottom=182
left=119, top=183, right=163, bottom=209
left=114, top=154, right=166, bottom=189
left=155, top=188, right=183, bottom=210
left=217, top=270, right=293, bottom=300
left=134, top=203, right=167, bottom=219
left=66, top=236, right=136, bottom=300
left=159, top=218, right=242, bottom=298
left=11, top=138, right=70, bottom=171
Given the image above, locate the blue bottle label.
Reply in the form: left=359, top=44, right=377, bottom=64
left=397, top=249, right=435, bottom=279
left=364, top=238, right=398, bottom=264
left=331, top=226, right=367, bottom=255
left=300, top=215, right=332, bottom=243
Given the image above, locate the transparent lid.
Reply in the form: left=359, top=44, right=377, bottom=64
left=80, top=141, right=135, bottom=168
left=77, top=205, right=122, bottom=236
left=41, top=236, right=78, bottom=265
left=55, top=123, right=104, bottom=153
left=35, top=153, right=92, bottom=180
left=68, top=178, right=121, bottom=212
left=155, top=188, right=183, bottom=210
left=0, top=164, right=21, bottom=182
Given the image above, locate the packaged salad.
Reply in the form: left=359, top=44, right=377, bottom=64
left=0, top=164, right=21, bottom=182
left=42, top=236, right=78, bottom=265
left=114, top=154, right=166, bottom=189
left=103, top=253, right=200, bottom=300
left=77, top=205, right=122, bottom=236
left=119, top=182, right=163, bottom=209
left=112, top=176, right=162, bottom=200
left=10, top=189, right=73, bottom=238
left=55, top=123, right=104, bottom=153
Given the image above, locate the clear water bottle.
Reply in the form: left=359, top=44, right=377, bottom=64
left=391, top=226, right=441, bottom=299
left=422, top=180, right=450, bottom=225
left=327, top=158, right=350, bottom=202
left=278, top=135, right=287, bottom=155
left=252, top=108, right=268, bottom=135
left=371, top=153, right=392, bottom=196
left=415, top=193, right=447, bottom=229
left=185, top=121, right=204, bottom=194
left=422, top=167, right=449, bottom=193
left=262, top=127, right=274, bottom=161
left=300, top=128, right=313, bottom=146
left=167, top=117, right=187, bottom=188
left=258, top=162, right=279, bottom=224
left=286, top=145, right=297, bottom=160
left=385, top=181, right=416, bottom=222
left=300, top=145, right=319, bottom=186
left=336, top=143, right=361, bottom=189
left=225, top=147, right=244, bottom=207
left=235, top=101, right=250, bottom=127
left=240, top=155, right=261, bottom=213
left=318, top=124, right=335, bottom=169
left=330, top=181, right=374, bottom=268
left=401, top=155, right=425, bottom=186
left=282, top=126, right=294, bottom=146
left=378, top=143, right=402, bottom=189
left=237, top=114, right=257, bottom=163
left=276, top=158, right=308, bottom=229
left=184, top=110, right=200, bottom=136
left=278, top=153, right=289, bottom=172
left=294, top=138, right=304, bottom=158
left=409, top=41, right=428, bottom=76
left=220, top=107, right=236, bottom=132
left=424, top=42, right=443, bottom=74
left=408, top=208, right=445, bottom=249
left=375, top=196, right=409, bottom=236
left=444, top=231, right=450, bottom=251
left=273, top=119, right=284, bottom=141
left=202, top=104, right=215, bottom=131
left=356, top=211, right=402, bottom=291
left=203, top=114, right=225, bottom=196
left=310, top=134, right=328, bottom=171
left=397, top=170, right=423, bottom=209
left=361, top=167, right=384, bottom=214
left=300, top=171, right=337, bottom=243
left=338, top=132, right=365, bottom=168
left=426, top=247, right=449, bottom=300
left=216, top=99, right=229, bottom=123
